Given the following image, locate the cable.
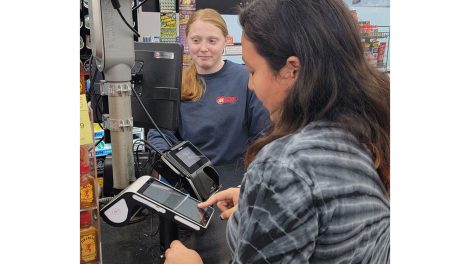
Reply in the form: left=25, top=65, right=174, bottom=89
left=111, top=0, right=140, bottom=38
left=133, top=139, right=163, bottom=156
left=116, top=8, right=140, bottom=38
left=134, top=143, right=145, bottom=177
left=95, top=136, right=104, bottom=147
left=88, top=56, right=105, bottom=130
left=96, top=71, right=105, bottom=130
left=131, top=85, right=174, bottom=148
left=89, top=63, right=103, bottom=124
left=132, top=0, right=149, bottom=11
left=133, top=140, right=158, bottom=178
left=84, top=54, right=93, bottom=72
left=133, top=139, right=161, bottom=178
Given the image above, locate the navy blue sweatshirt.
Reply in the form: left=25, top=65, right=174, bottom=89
left=147, top=60, right=270, bottom=166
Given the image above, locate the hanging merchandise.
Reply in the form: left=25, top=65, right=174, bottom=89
left=86, top=35, right=91, bottom=50
left=377, top=42, right=387, bottom=66
left=351, top=10, right=390, bottom=71
left=80, top=36, right=85, bottom=50
left=80, top=0, right=91, bottom=62
left=160, top=0, right=178, bottom=43
left=179, top=0, right=196, bottom=65
left=160, top=12, right=177, bottom=42
left=84, top=14, right=90, bottom=29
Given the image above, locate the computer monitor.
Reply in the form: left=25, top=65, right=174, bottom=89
left=90, top=42, right=182, bottom=131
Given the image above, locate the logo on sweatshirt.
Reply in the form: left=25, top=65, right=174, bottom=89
left=216, top=96, right=238, bottom=105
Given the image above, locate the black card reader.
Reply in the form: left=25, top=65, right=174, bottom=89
left=153, top=141, right=221, bottom=201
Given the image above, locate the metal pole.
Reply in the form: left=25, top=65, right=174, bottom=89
left=89, top=0, right=136, bottom=189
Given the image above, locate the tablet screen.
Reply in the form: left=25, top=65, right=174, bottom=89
left=140, top=180, right=213, bottom=226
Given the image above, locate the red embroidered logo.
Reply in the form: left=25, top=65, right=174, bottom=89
left=216, top=96, right=238, bottom=104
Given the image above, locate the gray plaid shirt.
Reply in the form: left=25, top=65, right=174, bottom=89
left=227, top=121, right=390, bottom=263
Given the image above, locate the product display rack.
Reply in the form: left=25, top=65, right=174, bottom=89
left=351, top=10, right=390, bottom=73
left=361, top=26, right=390, bottom=72
left=80, top=82, right=102, bottom=263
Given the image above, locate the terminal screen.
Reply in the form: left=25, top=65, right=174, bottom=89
left=175, top=146, right=200, bottom=167
left=141, top=180, right=213, bottom=226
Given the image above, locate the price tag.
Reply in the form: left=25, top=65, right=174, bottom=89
left=80, top=94, right=93, bottom=145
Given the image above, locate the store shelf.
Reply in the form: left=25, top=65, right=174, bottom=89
left=80, top=89, right=102, bottom=263
left=360, top=34, right=389, bottom=39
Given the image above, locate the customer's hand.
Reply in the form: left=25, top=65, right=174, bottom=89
left=164, top=240, right=203, bottom=264
left=198, top=187, right=240, bottom=220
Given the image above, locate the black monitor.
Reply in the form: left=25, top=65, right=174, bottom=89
left=90, top=42, right=182, bottom=130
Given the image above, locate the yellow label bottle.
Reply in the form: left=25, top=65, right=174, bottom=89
left=80, top=211, right=99, bottom=263
left=80, top=159, right=96, bottom=209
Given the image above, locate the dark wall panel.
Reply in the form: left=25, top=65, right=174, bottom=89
left=142, top=0, right=180, bottom=12
left=196, top=0, right=243, bottom=14
left=140, top=1, right=242, bottom=14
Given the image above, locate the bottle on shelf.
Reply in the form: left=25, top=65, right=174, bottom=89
left=377, top=42, right=387, bottom=66
left=80, top=211, right=100, bottom=264
left=80, top=52, right=101, bottom=262
left=80, top=145, right=96, bottom=210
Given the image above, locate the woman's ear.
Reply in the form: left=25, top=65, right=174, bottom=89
left=280, top=56, right=301, bottom=80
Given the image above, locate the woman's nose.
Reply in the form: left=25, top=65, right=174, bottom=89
left=200, top=42, right=208, bottom=52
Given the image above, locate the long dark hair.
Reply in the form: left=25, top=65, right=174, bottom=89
left=240, top=0, right=390, bottom=192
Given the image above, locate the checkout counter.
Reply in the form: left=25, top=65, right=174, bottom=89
left=100, top=162, right=246, bottom=264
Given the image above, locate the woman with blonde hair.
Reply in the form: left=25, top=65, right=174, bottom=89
left=149, top=8, right=269, bottom=169
left=148, top=8, right=270, bottom=263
